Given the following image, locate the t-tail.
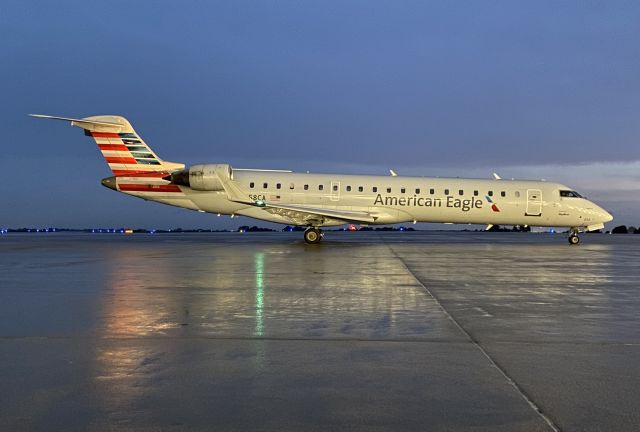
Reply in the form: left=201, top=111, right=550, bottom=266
left=29, top=114, right=184, bottom=176
left=29, top=114, right=187, bottom=196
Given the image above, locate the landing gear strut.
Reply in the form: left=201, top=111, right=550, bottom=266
left=303, top=227, right=323, bottom=244
left=568, top=228, right=580, bottom=245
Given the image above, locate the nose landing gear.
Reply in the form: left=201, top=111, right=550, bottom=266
left=568, top=228, right=580, bottom=245
left=303, top=227, right=323, bottom=244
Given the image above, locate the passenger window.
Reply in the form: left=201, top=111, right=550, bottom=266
left=250, top=182, right=255, bottom=188
left=415, top=188, right=420, bottom=194
left=501, top=191, right=506, bottom=197
left=319, top=185, right=324, bottom=191
left=346, top=185, right=351, bottom=192
left=290, top=183, right=295, bottom=190
left=430, top=188, right=435, bottom=194
left=515, top=191, right=520, bottom=198
left=401, top=188, right=406, bottom=194
left=276, top=183, right=281, bottom=190
left=304, top=184, right=309, bottom=190
left=444, top=189, right=449, bottom=195
left=488, top=191, right=493, bottom=197
left=263, top=183, right=268, bottom=189
left=333, top=185, right=338, bottom=192
left=373, top=187, right=378, bottom=193
left=387, top=187, right=392, bottom=193
left=473, top=190, right=478, bottom=196
left=459, top=189, right=464, bottom=196
left=358, top=186, right=363, bottom=192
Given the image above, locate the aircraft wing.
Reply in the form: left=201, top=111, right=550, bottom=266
left=260, top=203, right=376, bottom=225
left=210, top=164, right=376, bottom=225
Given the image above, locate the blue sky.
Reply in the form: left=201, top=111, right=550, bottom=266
left=1, top=1, right=639, bottom=229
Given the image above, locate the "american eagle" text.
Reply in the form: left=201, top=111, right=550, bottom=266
left=373, top=194, right=484, bottom=212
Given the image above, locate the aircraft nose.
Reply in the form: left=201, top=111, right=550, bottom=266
left=595, top=203, right=613, bottom=223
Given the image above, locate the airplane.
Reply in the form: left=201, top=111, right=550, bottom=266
left=31, top=114, right=613, bottom=245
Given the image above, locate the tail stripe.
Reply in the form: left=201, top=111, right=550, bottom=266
left=105, top=156, right=137, bottom=164
left=92, top=132, right=121, bottom=138
left=111, top=170, right=170, bottom=177
left=119, top=184, right=181, bottom=193
left=98, top=144, right=128, bottom=151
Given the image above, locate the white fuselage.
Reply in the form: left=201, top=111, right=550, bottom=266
left=133, top=169, right=613, bottom=230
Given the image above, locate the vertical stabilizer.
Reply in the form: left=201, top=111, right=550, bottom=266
left=30, top=114, right=184, bottom=176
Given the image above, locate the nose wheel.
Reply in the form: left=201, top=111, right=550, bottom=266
left=568, top=228, right=580, bottom=245
left=303, top=227, right=323, bottom=244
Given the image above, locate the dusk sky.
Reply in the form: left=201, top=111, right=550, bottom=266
left=1, top=1, right=639, bottom=229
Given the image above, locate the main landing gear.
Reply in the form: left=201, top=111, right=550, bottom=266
left=568, top=228, right=581, bottom=245
left=303, top=227, right=323, bottom=244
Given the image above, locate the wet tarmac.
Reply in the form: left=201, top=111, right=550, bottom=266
left=0, top=231, right=639, bottom=431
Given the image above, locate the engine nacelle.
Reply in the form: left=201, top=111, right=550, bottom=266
left=169, top=164, right=233, bottom=191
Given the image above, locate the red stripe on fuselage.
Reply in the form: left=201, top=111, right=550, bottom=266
left=119, top=184, right=181, bottom=193
left=91, top=132, right=121, bottom=138
left=105, top=156, right=137, bottom=164
left=112, top=170, right=169, bottom=178
left=98, top=144, right=129, bottom=151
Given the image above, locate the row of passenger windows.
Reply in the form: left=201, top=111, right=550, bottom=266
left=248, top=182, right=515, bottom=197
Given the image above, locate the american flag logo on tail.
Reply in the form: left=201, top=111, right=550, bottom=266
left=87, top=130, right=184, bottom=193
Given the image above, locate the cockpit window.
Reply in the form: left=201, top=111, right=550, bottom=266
left=560, top=190, right=583, bottom=198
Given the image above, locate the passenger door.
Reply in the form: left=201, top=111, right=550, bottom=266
left=526, top=189, right=542, bottom=216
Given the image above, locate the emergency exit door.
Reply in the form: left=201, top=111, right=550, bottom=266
left=330, top=181, right=341, bottom=202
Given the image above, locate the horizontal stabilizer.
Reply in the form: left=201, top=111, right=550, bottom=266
left=29, top=114, right=122, bottom=130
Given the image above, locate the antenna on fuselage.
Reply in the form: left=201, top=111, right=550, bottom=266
left=389, top=169, right=398, bottom=176
left=492, top=172, right=501, bottom=180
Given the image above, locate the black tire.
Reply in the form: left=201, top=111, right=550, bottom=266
left=568, top=234, right=580, bottom=245
left=304, top=228, right=321, bottom=244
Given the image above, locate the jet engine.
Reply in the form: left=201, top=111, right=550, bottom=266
left=167, top=164, right=233, bottom=191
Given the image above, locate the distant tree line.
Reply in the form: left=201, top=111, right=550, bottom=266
left=611, top=225, right=640, bottom=234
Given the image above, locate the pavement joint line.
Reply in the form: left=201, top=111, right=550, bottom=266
left=386, top=243, right=562, bottom=432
